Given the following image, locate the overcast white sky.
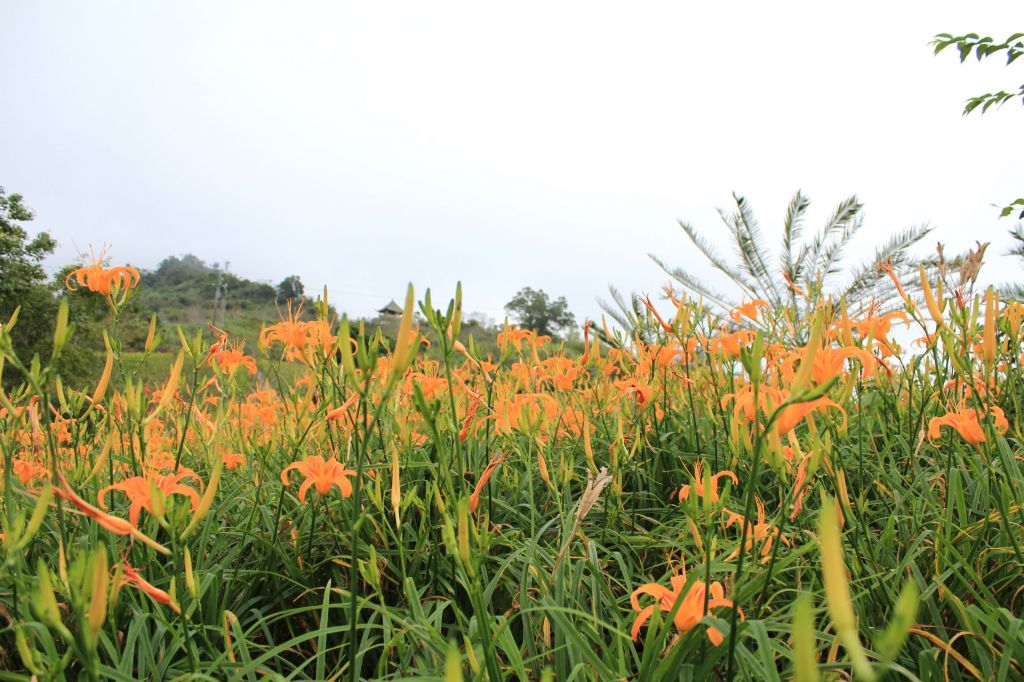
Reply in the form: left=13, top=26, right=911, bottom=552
left=1, top=2, right=1021, bottom=324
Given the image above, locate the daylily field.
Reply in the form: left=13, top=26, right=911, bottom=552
left=2, top=257, right=1024, bottom=681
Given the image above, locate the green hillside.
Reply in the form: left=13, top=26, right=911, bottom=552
left=131, top=254, right=320, bottom=345
left=74, top=255, right=521, bottom=381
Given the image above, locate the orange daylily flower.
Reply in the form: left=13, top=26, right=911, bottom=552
left=927, top=405, right=1009, bottom=445
left=942, top=374, right=997, bottom=401
left=630, top=560, right=741, bottom=645
left=774, top=396, right=845, bottom=435
left=708, top=330, right=756, bottom=358
left=640, top=340, right=698, bottom=368
left=723, top=385, right=787, bottom=422
left=222, top=451, right=246, bottom=470
left=405, top=373, right=449, bottom=400
left=616, top=378, right=653, bottom=406
left=677, top=460, right=738, bottom=504
left=99, top=468, right=203, bottom=528
left=725, top=385, right=845, bottom=434
left=782, top=345, right=876, bottom=385
left=52, top=472, right=170, bottom=554
left=724, top=497, right=790, bottom=560
left=497, top=327, right=548, bottom=353
left=729, top=299, right=769, bottom=324
left=205, top=327, right=257, bottom=377
left=65, top=250, right=141, bottom=297
left=853, top=309, right=908, bottom=343
left=13, top=457, right=49, bottom=486
left=280, top=455, right=356, bottom=503
left=260, top=302, right=335, bottom=363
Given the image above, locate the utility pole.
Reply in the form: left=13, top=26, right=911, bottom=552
left=212, top=261, right=230, bottom=327
left=219, top=261, right=230, bottom=327
left=212, top=262, right=224, bottom=326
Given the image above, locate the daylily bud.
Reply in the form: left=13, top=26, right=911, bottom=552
left=537, top=450, right=551, bottom=487
left=51, top=298, right=70, bottom=359
left=463, top=635, right=480, bottom=674
left=58, top=541, right=68, bottom=587
left=14, top=484, right=52, bottom=552
left=146, top=351, right=184, bottom=424
left=582, top=416, right=596, bottom=471
left=87, top=331, right=115, bottom=414
left=452, top=281, right=463, bottom=339
left=55, top=375, right=69, bottom=412
left=390, top=284, right=418, bottom=380
left=86, top=546, right=109, bottom=640
left=791, top=593, right=819, bottom=682
left=181, top=452, right=223, bottom=539
left=144, top=313, right=158, bottom=353
left=339, top=317, right=359, bottom=389
left=790, top=309, right=824, bottom=395
left=33, top=560, right=62, bottom=628
left=818, top=498, right=874, bottom=680
left=85, top=434, right=114, bottom=484
left=390, top=449, right=401, bottom=528
left=148, top=481, right=167, bottom=528
left=983, top=286, right=996, bottom=366
left=184, top=547, right=199, bottom=599
left=444, top=639, right=464, bottom=682
left=456, top=498, right=473, bottom=577
left=433, top=482, right=447, bottom=516
left=919, top=266, right=944, bottom=328
left=109, top=561, right=125, bottom=609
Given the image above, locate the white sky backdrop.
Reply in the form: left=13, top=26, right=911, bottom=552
left=1, top=2, right=1021, bottom=324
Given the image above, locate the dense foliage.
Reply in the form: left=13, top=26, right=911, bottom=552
left=0, top=188, right=59, bottom=391
left=1, top=250, right=1022, bottom=680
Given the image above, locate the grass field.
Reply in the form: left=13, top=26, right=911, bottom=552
left=1, top=275, right=1023, bottom=680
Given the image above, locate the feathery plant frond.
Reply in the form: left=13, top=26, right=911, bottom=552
left=598, top=285, right=659, bottom=344
left=839, top=224, right=933, bottom=308
left=730, top=194, right=785, bottom=309
left=677, top=220, right=758, bottom=297
left=795, top=195, right=863, bottom=285
left=816, top=213, right=864, bottom=288
left=598, top=286, right=636, bottom=335
left=780, top=191, right=810, bottom=278
left=630, top=191, right=932, bottom=339
left=648, top=253, right=739, bottom=312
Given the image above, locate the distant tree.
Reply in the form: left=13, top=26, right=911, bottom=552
left=464, top=311, right=497, bottom=330
left=0, top=187, right=59, bottom=389
left=148, top=254, right=213, bottom=285
left=276, top=275, right=305, bottom=304
left=505, top=287, right=576, bottom=337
